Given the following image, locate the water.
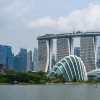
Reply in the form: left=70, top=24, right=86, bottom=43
left=0, top=84, right=100, bottom=100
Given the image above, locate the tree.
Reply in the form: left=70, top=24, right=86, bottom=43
left=59, top=74, right=66, bottom=82
left=51, top=78, right=60, bottom=83
left=55, top=74, right=59, bottom=78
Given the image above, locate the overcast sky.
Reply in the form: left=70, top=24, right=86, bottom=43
left=0, top=0, right=100, bottom=55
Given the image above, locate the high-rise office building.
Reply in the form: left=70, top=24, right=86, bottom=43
left=33, top=48, right=38, bottom=71
left=97, top=61, right=100, bottom=68
left=52, top=54, right=56, bottom=68
left=13, top=55, right=20, bottom=72
left=37, top=40, right=53, bottom=72
left=14, top=48, right=27, bottom=72
left=97, top=47, right=100, bottom=68
left=80, top=37, right=96, bottom=72
left=74, top=47, right=80, bottom=57
left=19, top=48, right=27, bottom=72
left=0, top=45, right=13, bottom=67
left=56, top=38, right=73, bottom=62
left=97, top=47, right=100, bottom=61
left=27, top=51, right=32, bottom=71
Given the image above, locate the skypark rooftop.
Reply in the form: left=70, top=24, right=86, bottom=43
left=37, top=31, right=100, bottom=40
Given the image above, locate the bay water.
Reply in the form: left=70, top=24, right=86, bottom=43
left=0, top=84, right=99, bottom=100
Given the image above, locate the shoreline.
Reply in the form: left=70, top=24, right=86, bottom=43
left=0, top=82, right=100, bottom=85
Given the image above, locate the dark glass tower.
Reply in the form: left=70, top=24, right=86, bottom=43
left=13, top=48, right=27, bottom=72
left=13, top=55, right=20, bottom=71
left=97, top=47, right=100, bottom=68
left=0, top=45, right=13, bottom=67
left=19, top=48, right=27, bottom=72
left=74, top=47, right=80, bottom=57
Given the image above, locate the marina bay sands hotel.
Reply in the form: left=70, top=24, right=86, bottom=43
left=36, top=32, right=100, bottom=73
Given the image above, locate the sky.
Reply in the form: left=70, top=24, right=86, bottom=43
left=0, top=0, right=100, bottom=55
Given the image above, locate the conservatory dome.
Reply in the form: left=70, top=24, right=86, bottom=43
left=48, top=55, right=87, bottom=81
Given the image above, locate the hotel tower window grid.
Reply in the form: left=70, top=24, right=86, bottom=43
left=80, top=37, right=96, bottom=72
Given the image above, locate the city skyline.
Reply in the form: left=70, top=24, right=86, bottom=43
left=37, top=33, right=100, bottom=72
left=0, top=43, right=100, bottom=72
left=1, top=1, right=100, bottom=99
left=0, top=45, right=38, bottom=72
left=1, top=0, right=100, bottom=54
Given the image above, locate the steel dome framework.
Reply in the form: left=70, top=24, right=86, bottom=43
left=48, top=55, right=87, bottom=81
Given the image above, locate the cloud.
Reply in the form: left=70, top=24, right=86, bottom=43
left=28, top=2, right=100, bottom=32
left=1, top=0, right=100, bottom=54
left=0, top=0, right=34, bottom=17
left=28, top=17, right=56, bottom=28
left=3, top=1, right=32, bottom=19
left=0, top=0, right=34, bottom=30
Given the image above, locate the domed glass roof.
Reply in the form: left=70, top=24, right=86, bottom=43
left=48, top=55, right=87, bottom=81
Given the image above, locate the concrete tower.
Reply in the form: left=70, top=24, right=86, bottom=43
left=27, top=51, right=32, bottom=71
left=56, top=38, right=73, bottom=62
left=37, top=40, right=53, bottom=72
left=33, top=48, right=38, bottom=71
left=80, top=36, right=96, bottom=72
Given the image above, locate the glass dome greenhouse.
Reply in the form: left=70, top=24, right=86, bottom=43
left=48, top=55, right=87, bottom=81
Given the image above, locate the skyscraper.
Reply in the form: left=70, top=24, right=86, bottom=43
left=0, top=45, right=13, bottom=67
left=27, top=51, right=32, bottom=71
left=33, top=48, right=38, bottom=71
left=52, top=54, right=56, bottom=68
left=19, top=48, right=27, bottom=72
left=13, top=55, right=20, bottom=72
left=74, top=47, right=80, bottom=57
left=56, top=38, right=73, bottom=62
left=14, top=48, right=27, bottom=72
left=37, top=40, right=53, bottom=72
left=97, top=47, right=100, bottom=61
left=80, top=37, right=96, bottom=72
left=97, top=47, right=100, bottom=68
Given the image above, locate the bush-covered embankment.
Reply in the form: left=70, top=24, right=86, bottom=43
left=0, top=71, right=99, bottom=84
left=0, top=72, right=67, bottom=84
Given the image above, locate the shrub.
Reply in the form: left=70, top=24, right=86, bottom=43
left=29, top=80, right=35, bottom=84
left=40, top=80, right=46, bottom=84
